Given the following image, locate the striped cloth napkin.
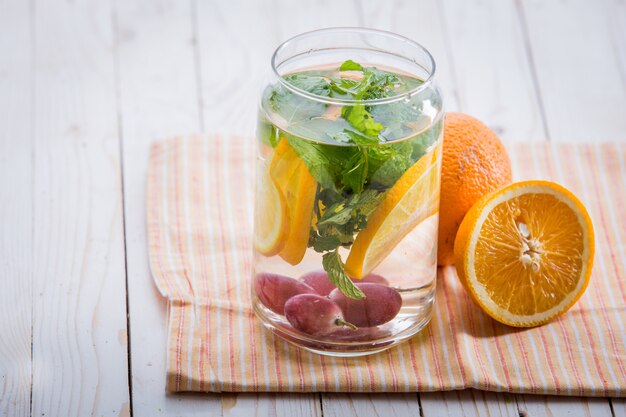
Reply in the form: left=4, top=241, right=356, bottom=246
left=147, top=135, right=626, bottom=396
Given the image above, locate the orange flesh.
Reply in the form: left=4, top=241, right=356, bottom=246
left=474, top=193, right=585, bottom=316
left=270, top=138, right=316, bottom=265
left=345, top=143, right=441, bottom=278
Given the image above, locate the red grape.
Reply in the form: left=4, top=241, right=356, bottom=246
left=255, top=273, right=316, bottom=315
left=300, top=270, right=336, bottom=296
left=284, top=294, right=357, bottom=336
left=357, top=273, right=390, bottom=286
left=329, top=283, right=402, bottom=327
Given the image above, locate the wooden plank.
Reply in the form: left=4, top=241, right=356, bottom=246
left=195, top=0, right=276, bottom=137
left=439, top=0, right=546, bottom=141
left=0, top=1, right=33, bottom=416
left=519, top=0, right=626, bottom=141
left=515, top=0, right=619, bottom=415
left=612, top=398, right=626, bottom=417
left=221, top=393, right=322, bottom=417
left=420, top=390, right=518, bottom=417
left=29, top=0, right=130, bottom=416
left=196, top=0, right=368, bottom=137
left=517, top=395, right=614, bottom=417
left=113, top=0, right=222, bottom=416
left=322, top=394, right=420, bottom=417
left=194, top=1, right=351, bottom=416
left=608, top=0, right=626, bottom=86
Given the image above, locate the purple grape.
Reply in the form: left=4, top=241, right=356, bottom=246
left=284, top=294, right=357, bottom=336
left=255, top=273, right=316, bottom=315
left=329, top=283, right=402, bottom=327
left=300, top=270, right=336, bottom=296
left=356, top=273, right=390, bottom=286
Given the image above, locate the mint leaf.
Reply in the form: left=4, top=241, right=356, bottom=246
left=361, top=68, right=401, bottom=100
left=330, top=129, right=378, bottom=146
left=317, top=201, right=354, bottom=227
left=284, top=134, right=339, bottom=191
left=353, top=189, right=385, bottom=217
left=311, top=189, right=383, bottom=251
left=311, top=235, right=341, bottom=252
left=369, top=101, right=419, bottom=139
left=368, top=141, right=414, bottom=187
left=342, top=149, right=368, bottom=193
left=342, top=105, right=384, bottom=137
left=284, top=74, right=331, bottom=96
left=322, top=250, right=365, bottom=299
left=330, top=72, right=374, bottom=98
left=269, top=88, right=326, bottom=123
left=257, top=117, right=280, bottom=148
left=268, top=75, right=330, bottom=124
left=339, top=60, right=363, bottom=71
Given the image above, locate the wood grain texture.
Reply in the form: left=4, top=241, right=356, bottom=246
left=440, top=0, right=546, bottom=141
left=517, top=395, right=614, bottom=417
left=221, top=393, right=322, bottom=417
left=608, top=0, right=626, bottom=90
left=612, top=398, right=626, bottom=417
left=519, top=0, right=626, bottom=141
left=113, top=0, right=222, bottom=416
left=195, top=0, right=277, bottom=137
left=420, top=390, right=518, bottom=417
left=195, top=0, right=368, bottom=137
left=321, top=394, right=421, bottom=417
left=29, top=0, right=130, bottom=416
left=0, top=1, right=33, bottom=416
left=1, top=0, right=625, bottom=415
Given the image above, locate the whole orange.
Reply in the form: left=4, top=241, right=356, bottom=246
left=437, top=112, right=512, bottom=266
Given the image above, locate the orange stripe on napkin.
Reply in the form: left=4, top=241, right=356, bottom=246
left=147, top=136, right=626, bottom=395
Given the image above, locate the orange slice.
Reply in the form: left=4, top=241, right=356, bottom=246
left=454, top=180, right=594, bottom=327
left=345, top=143, right=441, bottom=278
left=270, top=137, right=317, bottom=265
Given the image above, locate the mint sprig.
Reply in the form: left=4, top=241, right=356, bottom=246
left=322, top=250, right=365, bottom=299
left=263, top=60, right=435, bottom=300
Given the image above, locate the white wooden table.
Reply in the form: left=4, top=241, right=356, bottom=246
left=1, top=0, right=625, bottom=416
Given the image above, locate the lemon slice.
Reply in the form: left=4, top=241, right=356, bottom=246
left=454, top=180, right=594, bottom=327
left=345, top=143, right=441, bottom=278
left=254, top=165, right=289, bottom=256
left=270, top=137, right=317, bottom=265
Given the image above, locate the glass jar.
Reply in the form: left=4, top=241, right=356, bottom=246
left=252, top=28, right=443, bottom=356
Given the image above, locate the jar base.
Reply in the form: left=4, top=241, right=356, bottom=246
left=253, top=301, right=434, bottom=357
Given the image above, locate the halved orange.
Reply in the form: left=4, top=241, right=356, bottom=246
left=454, top=180, right=594, bottom=327
left=269, top=137, right=317, bottom=265
left=345, top=143, right=441, bottom=278
left=254, top=166, right=289, bottom=256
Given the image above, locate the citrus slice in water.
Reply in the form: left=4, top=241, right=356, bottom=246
left=270, top=137, right=317, bottom=265
left=345, top=144, right=441, bottom=278
left=454, top=180, right=594, bottom=327
left=254, top=166, right=289, bottom=256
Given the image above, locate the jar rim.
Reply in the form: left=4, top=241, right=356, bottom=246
left=271, top=27, right=437, bottom=106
